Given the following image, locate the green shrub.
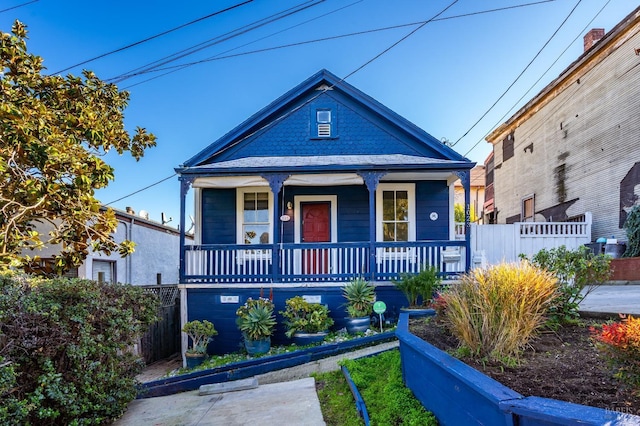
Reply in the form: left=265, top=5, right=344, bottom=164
left=0, top=271, right=159, bottom=425
left=525, top=245, right=611, bottom=326
left=392, top=265, right=442, bottom=308
left=280, top=296, right=334, bottom=338
left=443, top=262, right=558, bottom=361
left=623, top=205, right=640, bottom=258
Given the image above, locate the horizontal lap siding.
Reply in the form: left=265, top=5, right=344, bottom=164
left=416, top=181, right=449, bottom=241
left=187, top=286, right=408, bottom=354
left=202, top=189, right=236, bottom=244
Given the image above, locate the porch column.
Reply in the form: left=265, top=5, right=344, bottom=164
left=358, top=171, right=386, bottom=281
left=264, top=173, right=290, bottom=283
left=456, top=170, right=472, bottom=272
left=179, top=176, right=194, bottom=283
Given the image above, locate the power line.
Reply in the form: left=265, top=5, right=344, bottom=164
left=0, top=0, right=38, bottom=14
left=451, top=0, right=582, bottom=147
left=462, top=0, right=612, bottom=158
left=110, top=0, right=326, bottom=84
left=51, top=1, right=254, bottom=75
left=103, top=174, right=176, bottom=206
left=118, top=0, right=556, bottom=85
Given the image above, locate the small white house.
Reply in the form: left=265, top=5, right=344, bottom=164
left=25, top=207, right=190, bottom=285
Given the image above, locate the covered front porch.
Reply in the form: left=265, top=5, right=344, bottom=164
left=177, top=163, right=473, bottom=285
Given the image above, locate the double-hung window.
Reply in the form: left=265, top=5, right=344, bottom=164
left=376, top=183, right=416, bottom=258
left=237, top=188, right=273, bottom=261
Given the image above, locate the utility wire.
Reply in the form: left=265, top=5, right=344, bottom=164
left=451, top=0, right=582, bottom=147
left=462, top=0, right=611, bottom=157
left=103, top=174, right=177, bottom=206
left=0, top=0, right=38, bottom=14
left=110, top=0, right=326, bottom=84
left=118, top=0, right=554, bottom=84
left=52, top=1, right=254, bottom=75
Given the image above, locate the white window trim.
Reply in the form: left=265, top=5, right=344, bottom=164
left=236, top=187, right=273, bottom=262
left=293, top=195, right=338, bottom=275
left=375, top=183, right=416, bottom=263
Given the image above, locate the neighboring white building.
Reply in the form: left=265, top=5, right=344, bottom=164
left=25, top=207, right=189, bottom=285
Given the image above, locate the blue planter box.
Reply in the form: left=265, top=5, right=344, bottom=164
left=396, top=313, right=640, bottom=426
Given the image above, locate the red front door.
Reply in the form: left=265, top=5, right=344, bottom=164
left=301, top=202, right=330, bottom=274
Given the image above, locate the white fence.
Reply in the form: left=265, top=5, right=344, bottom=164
left=462, top=212, right=592, bottom=267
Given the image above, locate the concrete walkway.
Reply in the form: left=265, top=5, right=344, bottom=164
left=116, top=341, right=398, bottom=426
left=579, top=284, right=640, bottom=317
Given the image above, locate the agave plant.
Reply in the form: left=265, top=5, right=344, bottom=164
left=342, top=277, right=376, bottom=317
left=236, top=297, right=276, bottom=341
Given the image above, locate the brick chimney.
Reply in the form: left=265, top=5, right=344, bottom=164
left=583, top=28, right=605, bottom=52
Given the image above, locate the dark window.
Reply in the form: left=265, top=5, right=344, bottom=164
left=503, top=132, right=515, bottom=161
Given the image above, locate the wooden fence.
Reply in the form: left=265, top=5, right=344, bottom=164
left=138, top=285, right=180, bottom=364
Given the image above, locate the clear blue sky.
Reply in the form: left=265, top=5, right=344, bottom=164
left=1, top=0, right=635, bottom=227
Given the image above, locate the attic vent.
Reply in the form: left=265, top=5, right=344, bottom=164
left=317, top=123, right=331, bottom=137
left=316, top=84, right=333, bottom=91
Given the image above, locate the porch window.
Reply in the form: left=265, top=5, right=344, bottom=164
left=376, top=183, right=416, bottom=252
left=239, top=189, right=272, bottom=245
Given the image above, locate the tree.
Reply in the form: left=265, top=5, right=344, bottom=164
left=454, top=203, right=477, bottom=223
left=0, top=21, right=156, bottom=274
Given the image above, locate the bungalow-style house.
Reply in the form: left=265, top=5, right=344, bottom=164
left=485, top=6, right=640, bottom=242
left=176, top=69, right=475, bottom=354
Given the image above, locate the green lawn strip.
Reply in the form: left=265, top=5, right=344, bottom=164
left=315, top=349, right=437, bottom=426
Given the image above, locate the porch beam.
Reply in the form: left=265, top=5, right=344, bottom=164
left=358, top=171, right=387, bottom=280
left=263, top=173, right=290, bottom=283
left=179, top=176, right=194, bottom=283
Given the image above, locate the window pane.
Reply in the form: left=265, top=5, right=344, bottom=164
left=396, top=223, right=408, bottom=242
left=255, top=192, right=269, bottom=222
left=382, top=191, right=395, bottom=220
left=243, top=225, right=269, bottom=244
left=396, top=191, right=408, bottom=221
left=382, top=223, right=395, bottom=242
left=317, top=110, right=331, bottom=123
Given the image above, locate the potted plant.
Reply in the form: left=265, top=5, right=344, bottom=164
left=280, top=296, right=334, bottom=345
left=392, top=265, right=442, bottom=316
left=235, top=297, right=276, bottom=356
left=342, top=277, right=375, bottom=334
left=182, top=319, right=217, bottom=368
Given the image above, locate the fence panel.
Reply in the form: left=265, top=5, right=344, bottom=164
left=139, top=285, right=180, bottom=364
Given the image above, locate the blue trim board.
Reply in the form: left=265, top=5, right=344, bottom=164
left=138, top=331, right=396, bottom=398
left=341, top=365, right=371, bottom=426
left=396, top=313, right=640, bottom=425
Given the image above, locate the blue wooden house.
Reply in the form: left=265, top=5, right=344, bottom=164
left=176, top=69, right=475, bottom=354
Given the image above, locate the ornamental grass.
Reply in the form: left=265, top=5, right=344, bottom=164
left=443, top=261, right=558, bottom=361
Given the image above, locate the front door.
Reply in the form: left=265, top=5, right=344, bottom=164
left=301, top=202, right=330, bottom=275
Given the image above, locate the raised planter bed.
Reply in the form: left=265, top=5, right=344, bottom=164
left=395, top=313, right=640, bottom=425
left=138, top=331, right=396, bottom=398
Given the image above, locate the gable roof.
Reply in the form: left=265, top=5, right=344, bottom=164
left=179, top=69, right=471, bottom=173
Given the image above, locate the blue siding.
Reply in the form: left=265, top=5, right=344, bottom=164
left=281, top=185, right=369, bottom=243
left=187, top=285, right=408, bottom=355
left=214, top=91, right=446, bottom=162
left=416, top=181, right=449, bottom=241
left=201, top=189, right=236, bottom=244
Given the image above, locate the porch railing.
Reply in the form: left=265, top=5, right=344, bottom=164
left=183, top=240, right=466, bottom=284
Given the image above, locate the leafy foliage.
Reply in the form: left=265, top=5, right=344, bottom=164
left=235, top=297, right=276, bottom=341
left=342, top=277, right=376, bottom=317
left=280, top=296, right=334, bottom=338
left=591, top=315, right=640, bottom=395
left=623, top=205, right=640, bottom=258
left=392, top=265, right=442, bottom=308
left=182, top=320, right=218, bottom=354
left=0, top=271, right=159, bottom=425
left=525, top=245, right=612, bottom=326
left=0, top=21, right=156, bottom=274
left=454, top=203, right=477, bottom=223
left=443, top=262, right=558, bottom=361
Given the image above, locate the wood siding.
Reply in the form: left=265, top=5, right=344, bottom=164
left=491, top=27, right=640, bottom=240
